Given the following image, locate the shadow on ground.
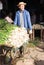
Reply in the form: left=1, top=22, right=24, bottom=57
left=35, top=60, right=44, bottom=65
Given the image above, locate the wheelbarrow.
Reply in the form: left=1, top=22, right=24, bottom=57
left=0, top=43, right=24, bottom=65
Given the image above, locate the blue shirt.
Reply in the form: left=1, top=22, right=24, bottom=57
left=14, top=9, right=32, bottom=30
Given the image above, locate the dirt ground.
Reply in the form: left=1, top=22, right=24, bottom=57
left=0, top=44, right=44, bottom=65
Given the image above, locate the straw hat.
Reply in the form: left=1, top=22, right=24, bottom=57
left=17, top=2, right=26, bottom=6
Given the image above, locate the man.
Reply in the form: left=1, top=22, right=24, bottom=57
left=14, top=2, right=32, bottom=34
left=14, top=2, right=32, bottom=56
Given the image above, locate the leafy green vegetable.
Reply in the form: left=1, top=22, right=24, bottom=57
left=0, top=19, right=17, bottom=45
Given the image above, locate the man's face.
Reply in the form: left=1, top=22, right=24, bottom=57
left=19, top=4, right=25, bottom=11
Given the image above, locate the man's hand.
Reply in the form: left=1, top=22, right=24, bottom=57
left=29, top=30, right=32, bottom=40
left=29, top=30, right=32, bottom=34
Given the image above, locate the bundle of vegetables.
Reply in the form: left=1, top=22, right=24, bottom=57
left=0, top=19, right=29, bottom=48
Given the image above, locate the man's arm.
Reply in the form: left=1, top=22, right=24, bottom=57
left=27, top=12, right=32, bottom=34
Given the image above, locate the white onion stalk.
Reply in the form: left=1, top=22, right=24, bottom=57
left=5, top=27, right=29, bottom=48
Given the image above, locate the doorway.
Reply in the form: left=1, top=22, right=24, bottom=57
left=1, top=0, right=44, bottom=23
